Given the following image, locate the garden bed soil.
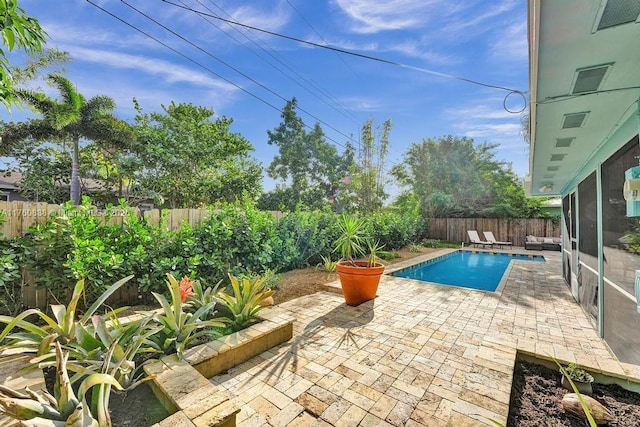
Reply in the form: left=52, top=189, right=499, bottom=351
left=508, top=360, right=640, bottom=426
left=110, top=382, right=169, bottom=427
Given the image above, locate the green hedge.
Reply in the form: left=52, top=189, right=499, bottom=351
left=3, top=199, right=428, bottom=309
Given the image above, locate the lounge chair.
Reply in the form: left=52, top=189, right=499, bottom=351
left=467, top=230, right=493, bottom=248
left=483, top=231, right=512, bottom=248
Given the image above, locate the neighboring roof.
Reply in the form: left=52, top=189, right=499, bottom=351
left=0, top=171, right=23, bottom=191
left=0, top=170, right=114, bottom=192
left=526, top=0, right=640, bottom=196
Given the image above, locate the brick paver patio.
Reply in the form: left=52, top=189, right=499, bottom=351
left=210, top=249, right=638, bottom=426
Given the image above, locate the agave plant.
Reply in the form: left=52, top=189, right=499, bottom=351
left=217, top=274, right=275, bottom=332
left=316, top=255, right=337, bottom=272
left=57, top=313, right=162, bottom=390
left=143, top=274, right=226, bottom=359
left=0, top=341, right=122, bottom=427
left=0, top=276, right=133, bottom=361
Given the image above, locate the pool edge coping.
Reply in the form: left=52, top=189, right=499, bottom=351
left=387, top=248, right=545, bottom=294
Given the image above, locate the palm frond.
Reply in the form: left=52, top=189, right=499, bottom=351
left=47, top=74, right=83, bottom=112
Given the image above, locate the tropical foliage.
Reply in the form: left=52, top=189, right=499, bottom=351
left=143, top=274, right=225, bottom=358
left=217, top=274, right=274, bottom=332
left=260, top=98, right=354, bottom=211
left=0, top=0, right=48, bottom=108
left=131, top=101, right=263, bottom=207
left=1, top=73, right=132, bottom=204
left=391, top=135, right=548, bottom=219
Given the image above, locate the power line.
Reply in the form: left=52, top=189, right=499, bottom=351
left=284, top=0, right=359, bottom=80
left=188, top=0, right=361, bottom=125
left=537, top=86, right=640, bottom=104
left=161, top=0, right=527, bottom=98
left=119, top=0, right=364, bottom=147
left=84, top=0, right=365, bottom=160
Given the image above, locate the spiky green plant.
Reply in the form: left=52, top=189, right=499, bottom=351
left=217, top=275, right=275, bottom=332
left=0, top=276, right=133, bottom=360
left=0, top=341, right=122, bottom=426
left=316, top=255, right=337, bottom=272
left=143, top=274, right=225, bottom=358
left=333, top=215, right=368, bottom=264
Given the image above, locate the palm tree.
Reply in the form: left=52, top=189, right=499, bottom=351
left=0, top=74, right=131, bottom=204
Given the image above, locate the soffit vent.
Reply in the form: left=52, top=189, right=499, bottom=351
left=562, top=112, right=589, bottom=129
left=547, top=166, right=560, bottom=171
left=572, top=65, right=611, bottom=94
left=551, top=154, right=566, bottom=161
left=556, top=138, right=575, bottom=148
left=597, top=0, right=640, bottom=30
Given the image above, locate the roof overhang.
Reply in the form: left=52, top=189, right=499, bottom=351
left=526, top=0, right=640, bottom=196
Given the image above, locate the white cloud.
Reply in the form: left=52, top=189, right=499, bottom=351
left=338, top=96, right=385, bottom=112
left=333, top=0, right=448, bottom=33
left=490, top=20, right=528, bottom=60
left=226, top=1, right=291, bottom=32
left=63, top=46, right=238, bottom=94
left=462, top=123, right=521, bottom=138
left=43, top=22, right=157, bottom=51
left=445, top=104, right=514, bottom=120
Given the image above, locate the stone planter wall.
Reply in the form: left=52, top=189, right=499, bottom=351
left=144, top=308, right=295, bottom=427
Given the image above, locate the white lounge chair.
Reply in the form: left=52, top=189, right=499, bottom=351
left=467, top=230, right=492, bottom=248
left=483, top=231, right=512, bottom=248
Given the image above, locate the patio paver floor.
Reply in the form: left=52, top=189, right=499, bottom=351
left=211, top=249, right=629, bottom=426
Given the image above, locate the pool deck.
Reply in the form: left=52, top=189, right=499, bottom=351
left=210, top=247, right=640, bottom=426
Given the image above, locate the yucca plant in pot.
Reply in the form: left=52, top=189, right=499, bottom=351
left=333, top=215, right=385, bottom=306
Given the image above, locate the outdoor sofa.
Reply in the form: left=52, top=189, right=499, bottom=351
left=525, top=235, right=561, bottom=251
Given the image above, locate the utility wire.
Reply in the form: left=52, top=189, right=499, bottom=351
left=119, top=0, right=365, bottom=147
left=536, top=86, right=640, bottom=104
left=189, top=0, right=360, bottom=125
left=161, top=0, right=528, bottom=110
left=284, top=0, right=360, bottom=80
left=207, top=0, right=361, bottom=124
left=85, top=0, right=366, bottom=160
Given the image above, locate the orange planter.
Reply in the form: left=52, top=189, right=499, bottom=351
left=336, top=261, right=385, bottom=306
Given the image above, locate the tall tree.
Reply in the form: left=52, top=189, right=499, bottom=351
left=262, top=98, right=353, bottom=210
left=391, top=135, right=538, bottom=218
left=342, top=118, right=391, bottom=214
left=0, top=0, right=48, bottom=108
left=132, top=101, right=262, bottom=208
left=0, top=73, right=131, bottom=204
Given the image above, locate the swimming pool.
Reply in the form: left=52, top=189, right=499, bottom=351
left=391, top=251, right=545, bottom=292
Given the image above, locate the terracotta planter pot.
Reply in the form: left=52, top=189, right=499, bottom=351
left=336, top=261, right=385, bottom=306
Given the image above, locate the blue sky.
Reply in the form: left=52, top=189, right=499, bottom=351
left=2, top=0, right=529, bottom=193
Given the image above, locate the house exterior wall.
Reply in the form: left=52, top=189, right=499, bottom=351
left=0, top=189, right=27, bottom=202
left=562, top=125, right=640, bottom=365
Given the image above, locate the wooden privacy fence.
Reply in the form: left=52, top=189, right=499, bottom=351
left=0, top=201, right=285, bottom=238
left=426, top=217, right=561, bottom=247
left=0, top=201, right=284, bottom=310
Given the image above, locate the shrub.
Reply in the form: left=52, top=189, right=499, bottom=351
left=274, top=209, right=340, bottom=269
left=365, top=211, right=427, bottom=250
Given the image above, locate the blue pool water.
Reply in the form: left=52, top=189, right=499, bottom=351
left=392, top=251, right=545, bottom=291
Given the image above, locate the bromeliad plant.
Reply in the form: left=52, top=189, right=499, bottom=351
left=0, top=341, right=123, bottom=427
left=143, top=274, right=226, bottom=358
left=217, top=274, right=275, bottom=332
left=185, top=278, right=222, bottom=321
left=0, top=276, right=133, bottom=359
